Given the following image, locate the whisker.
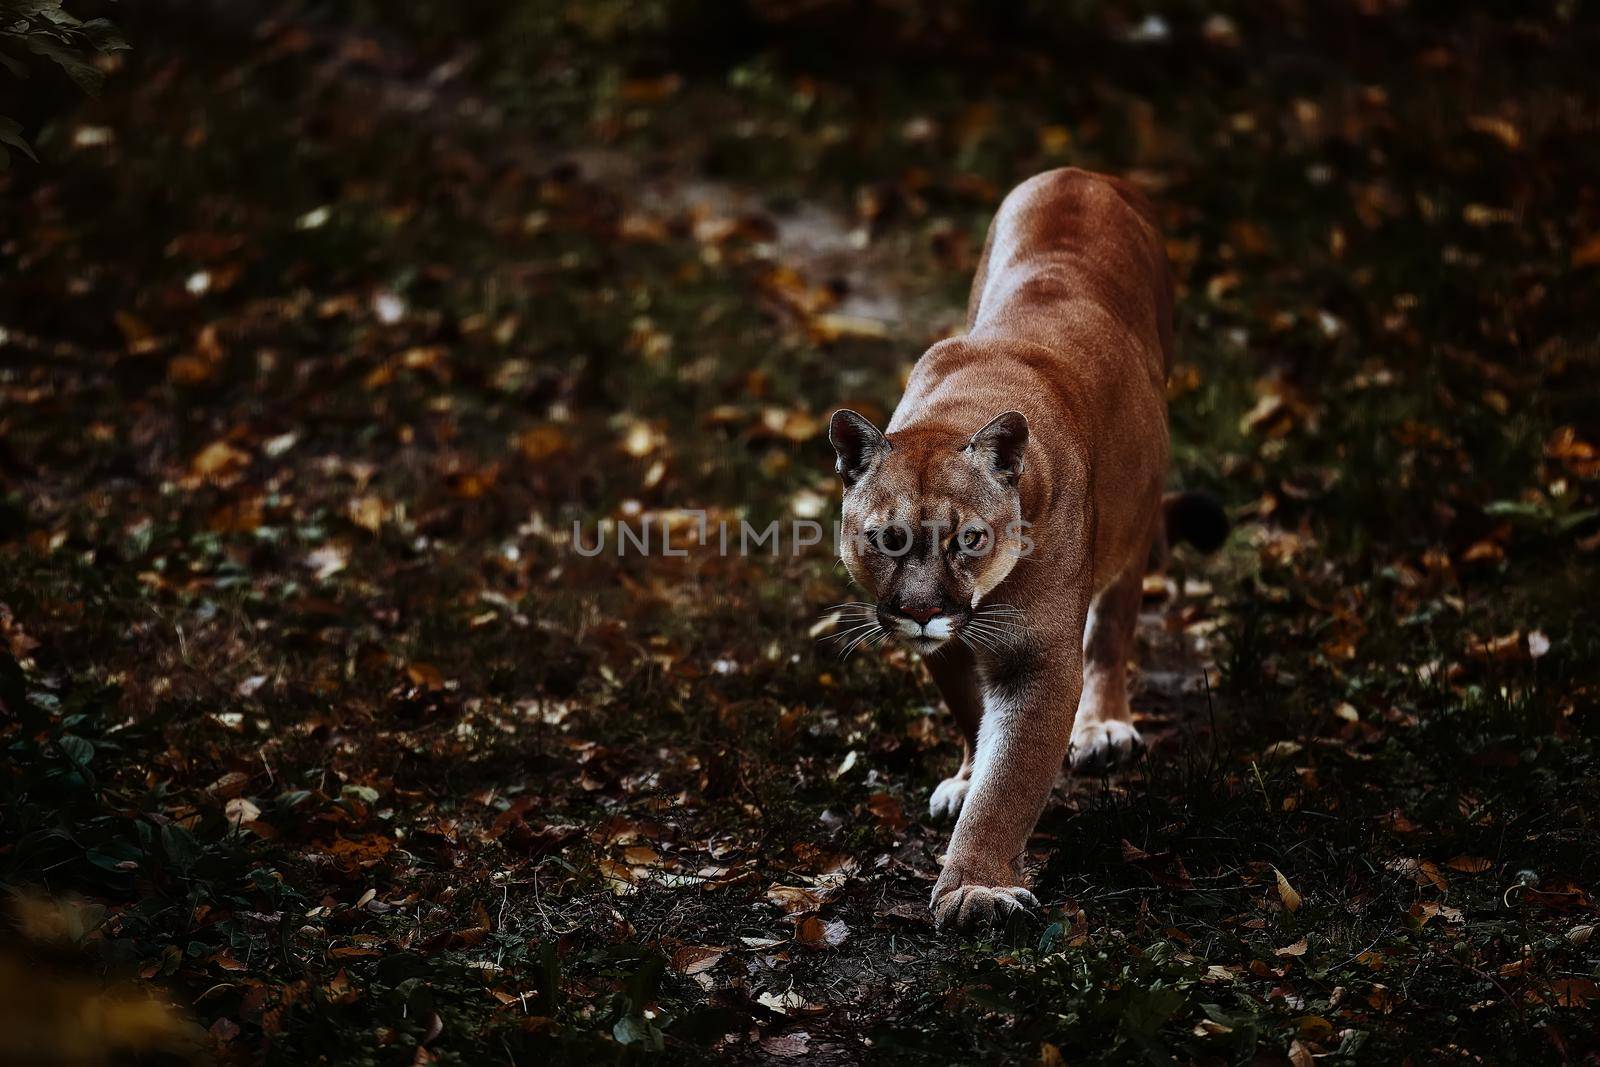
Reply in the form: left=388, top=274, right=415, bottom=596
left=960, top=627, right=1002, bottom=655
left=821, top=621, right=879, bottom=645
left=968, top=618, right=1026, bottom=637
left=818, top=611, right=875, bottom=627
left=840, top=625, right=884, bottom=659
left=964, top=623, right=1019, bottom=650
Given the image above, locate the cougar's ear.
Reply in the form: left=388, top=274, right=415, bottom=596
left=967, top=410, right=1029, bottom=486
left=829, top=409, right=887, bottom=487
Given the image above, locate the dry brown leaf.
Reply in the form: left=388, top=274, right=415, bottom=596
left=406, top=662, right=446, bottom=690
left=669, top=945, right=728, bottom=975
left=866, top=792, right=907, bottom=831
left=793, top=915, right=848, bottom=950
left=622, top=845, right=662, bottom=867
left=761, top=1031, right=813, bottom=1058
left=206, top=772, right=250, bottom=800
left=766, top=885, right=826, bottom=914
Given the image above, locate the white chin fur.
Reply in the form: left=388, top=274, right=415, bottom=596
left=895, top=616, right=954, bottom=641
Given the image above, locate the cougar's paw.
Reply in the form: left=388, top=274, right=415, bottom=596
left=931, top=863, right=1039, bottom=932
left=927, top=776, right=970, bottom=822
left=1070, top=718, right=1143, bottom=773
left=931, top=882, right=1039, bottom=931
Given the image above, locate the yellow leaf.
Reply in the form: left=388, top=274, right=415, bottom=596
left=1274, top=867, right=1302, bottom=913
left=191, top=439, right=249, bottom=478
left=515, top=424, right=570, bottom=461
left=406, top=662, right=445, bottom=690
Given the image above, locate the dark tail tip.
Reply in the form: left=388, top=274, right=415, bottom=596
left=1164, top=491, right=1230, bottom=554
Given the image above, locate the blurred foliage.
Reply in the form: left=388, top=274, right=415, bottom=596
left=0, top=0, right=126, bottom=167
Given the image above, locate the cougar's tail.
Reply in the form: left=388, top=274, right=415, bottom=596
left=1163, top=491, right=1229, bottom=554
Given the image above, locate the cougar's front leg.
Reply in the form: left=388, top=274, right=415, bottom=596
left=932, top=624, right=1085, bottom=931
left=922, top=641, right=983, bottom=822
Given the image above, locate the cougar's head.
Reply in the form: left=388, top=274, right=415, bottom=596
left=829, top=408, right=1030, bottom=655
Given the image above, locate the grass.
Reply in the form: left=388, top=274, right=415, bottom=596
left=1, top=1, right=1598, bottom=1063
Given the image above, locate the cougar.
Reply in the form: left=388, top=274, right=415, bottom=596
left=828, top=168, right=1226, bottom=930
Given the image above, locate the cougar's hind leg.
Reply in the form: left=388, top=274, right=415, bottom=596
left=1070, top=561, right=1145, bottom=772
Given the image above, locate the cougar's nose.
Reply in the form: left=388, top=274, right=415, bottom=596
left=899, top=603, right=943, bottom=624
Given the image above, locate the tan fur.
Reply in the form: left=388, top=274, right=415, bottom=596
left=830, top=168, right=1175, bottom=930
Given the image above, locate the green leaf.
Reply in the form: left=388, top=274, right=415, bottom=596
left=612, top=1015, right=663, bottom=1049
left=1119, top=985, right=1185, bottom=1041
left=0, top=117, right=32, bottom=168
left=160, top=822, right=202, bottom=871
left=57, top=733, right=95, bottom=767
left=23, top=35, right=102, bottom=94
left=1483, top=500, right=1548, bottom=521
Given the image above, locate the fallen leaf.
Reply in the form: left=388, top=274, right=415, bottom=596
left=1263, top=740, right=1303, bottom=760
left=756, top=990, right=822, bottom=1015
left=766, top=885, right=826, bottom=914
left=406, top=662, right=446, bottom=690
left=191, top=440, right=250, bottom=479
left=793, top=915, right=848, bottom=950
left=1274, top=867, right=1302, bottom=913
left=206, top=772, right=250, bottom=800
left=760, top=1031, right=812, bottom=1058
left=670, top=945, right=729, bottom=975
left=224, top=797, right=260, bottom=826
left=866, top=792, right=906, bottom=831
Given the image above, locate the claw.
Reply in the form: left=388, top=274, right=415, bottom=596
left=932, top=883, right=1041, bottom=931
left=1070, top=718, right=1143, bottom=773
left=928, top=776, right=970, bottom=821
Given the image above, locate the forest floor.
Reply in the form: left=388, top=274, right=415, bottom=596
left=3, top=2, right=1600, bottom=1064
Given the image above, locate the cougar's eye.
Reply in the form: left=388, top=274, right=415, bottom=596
left=957, top=525, right=990, bottom=555
left=868, top=524, right=911, bottom=555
